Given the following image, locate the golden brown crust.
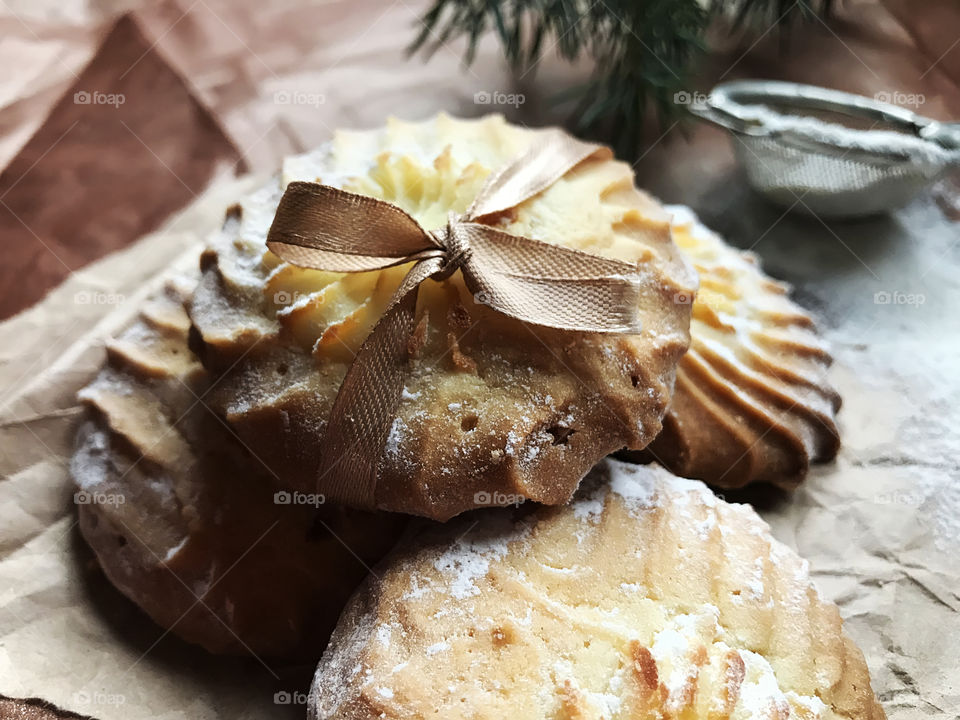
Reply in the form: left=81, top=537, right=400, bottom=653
left=308, top=460, right=884, bottom=720
left=72, top=277, right=406, bottom=658
left=629, top=205, right=841, bottom=490
left=187, top=114, right=696, bottom=520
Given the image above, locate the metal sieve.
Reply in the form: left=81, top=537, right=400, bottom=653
left=690, top=80, right=960, bottom=218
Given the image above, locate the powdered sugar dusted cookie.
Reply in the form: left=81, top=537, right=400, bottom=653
left=72, top=277, right=406, bottom=657
left=309, top=460, right=883, bottom=720
left=188, top=114, right=696, bottom=521
left=631, top=206, right=840, bottom=489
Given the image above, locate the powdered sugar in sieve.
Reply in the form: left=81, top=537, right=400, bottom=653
left=691, top=80, right=960, bottom=218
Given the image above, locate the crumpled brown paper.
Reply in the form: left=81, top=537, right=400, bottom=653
left=0, top=0, right=958, bottom=718
left=0, top=14, right=244, bottom=320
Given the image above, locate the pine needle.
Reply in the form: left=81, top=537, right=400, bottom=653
left=409, top=0, right=832, bottom=157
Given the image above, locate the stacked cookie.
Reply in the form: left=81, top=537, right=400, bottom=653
left=72, top=115, right=881, bottom=718
left=188, top=115, right=696, bottom=521
left=73, top=274, right=407, bottom=656
left=314, top=461, right=883, bottom=720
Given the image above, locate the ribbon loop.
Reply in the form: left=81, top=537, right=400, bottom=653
left=466, top=130, right=613, bottom=219
left=264, top=129, right=641, bottom=510
left=267, top=182, right=436, bottom=272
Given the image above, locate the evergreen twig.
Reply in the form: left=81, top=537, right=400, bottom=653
left=409, top=0, right=833, bottom=157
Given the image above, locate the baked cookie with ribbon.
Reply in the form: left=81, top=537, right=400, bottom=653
left=189, top=114, right=697, bottom=521
left=309, top=460, right=885, bottom=720
left=72, top=276, right=406, bottom=657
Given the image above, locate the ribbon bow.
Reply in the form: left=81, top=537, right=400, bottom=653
left=266, top=129, right=644, bottom=509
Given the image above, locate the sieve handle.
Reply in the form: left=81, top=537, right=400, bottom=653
left=690, top=80, right=950, bottom=142
left=919, top=122, right=960, bottom=153
left=688, top=95, right=773, bottom=136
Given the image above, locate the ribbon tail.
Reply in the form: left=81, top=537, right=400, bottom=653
left=464, top=270, right=644, bottom=334
left=314, top=257, right=442, bottom=508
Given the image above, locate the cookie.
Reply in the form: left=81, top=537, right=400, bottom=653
left=309, top=460, right=883, bottom=720
left=188, top=114, right=696, bottom=521
left=72, top=277, right=406, bottom=657
left=629, top=206, right=841, bottom=489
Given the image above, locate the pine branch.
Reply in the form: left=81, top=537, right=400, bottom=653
left=409, top=0, right=833, bottom=157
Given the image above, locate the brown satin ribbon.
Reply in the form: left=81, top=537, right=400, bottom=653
left=266, top=129, right=644, bottom=509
